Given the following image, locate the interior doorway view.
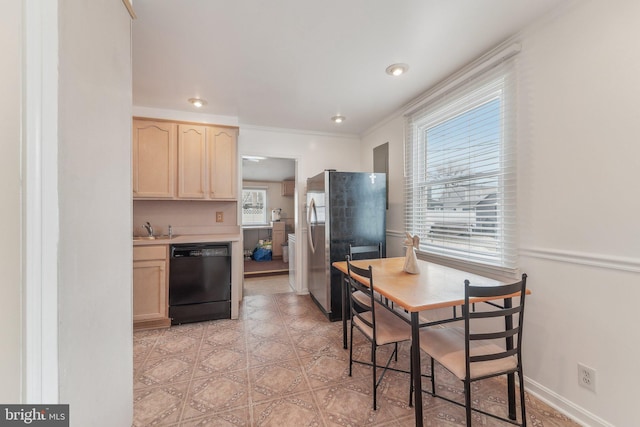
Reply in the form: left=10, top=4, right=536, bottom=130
left=241, top=156, right=296, bottom=295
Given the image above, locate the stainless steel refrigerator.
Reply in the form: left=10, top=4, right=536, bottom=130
left=306, top=170, right=386, bottom=321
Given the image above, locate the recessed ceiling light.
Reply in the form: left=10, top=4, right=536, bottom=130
left=188, top=97, right=207, bottom=108
left=331, top=115, right=346, bottom=124
left=385, top=63, right=409, bottom=77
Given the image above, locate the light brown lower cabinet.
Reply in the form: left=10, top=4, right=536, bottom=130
left=272, top=222, right=286, bottom=258
left=133, top=245, right=171, bottom=330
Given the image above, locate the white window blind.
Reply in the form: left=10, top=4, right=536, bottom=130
left=405, top=59, right=517, bottom=271
left=242, top=188, right=267, bottom=225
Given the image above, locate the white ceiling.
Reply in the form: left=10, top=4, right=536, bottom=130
left=132, top=1, right=567, bottom=136
left=242, top=156, right=295, bottom=182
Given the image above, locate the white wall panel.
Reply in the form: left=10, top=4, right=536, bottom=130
left=57, top=1, right=133, bottom=425
left=0, top=0, right=22, bottom=403
left=516, top=1, right=640, bottom=425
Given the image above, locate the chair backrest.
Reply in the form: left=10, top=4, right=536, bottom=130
left=349, top=242, right=383, bottom=260
left=464, top=274, right=528, bottom=377
left=346, top=255, right=377, bottom=331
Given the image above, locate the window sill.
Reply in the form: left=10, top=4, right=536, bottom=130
left=415, top=250, right=520, bottom=282
left=242, top=225, right=272, bottom=230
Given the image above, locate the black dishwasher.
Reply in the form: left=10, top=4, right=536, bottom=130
left=169, top=243, right=231, bottom=324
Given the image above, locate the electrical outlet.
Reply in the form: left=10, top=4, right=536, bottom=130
left=216, top=212, right=224, bottom=222
left=578, top=363, right=596, bottom=392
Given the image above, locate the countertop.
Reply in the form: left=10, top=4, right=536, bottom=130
left=133, top=233, right=241, bottom=246
left=242, top=222, right=285, bottom=230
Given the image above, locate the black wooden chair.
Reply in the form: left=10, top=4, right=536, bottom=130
left=349, top=242, right=383, bottom=260
left=418, top=274, right=528, bottom=425
left=346, top=255, right=412, bottom=410
left=347, top=243, right=384, bottom=308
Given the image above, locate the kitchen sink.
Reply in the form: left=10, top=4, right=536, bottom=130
left=133, top=235, right=177, bottom=241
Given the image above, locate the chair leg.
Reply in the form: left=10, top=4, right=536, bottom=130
left=464, top=378, right=472, bottom=426
left=372, top=341, right=377, bottom=410
left=430, top=357, right=435, bottom=394
left=519, top=368, right=527, bottom=427
left=349, top=322, right=354, bottom=377
left=394, top=342, right=398, bottom=362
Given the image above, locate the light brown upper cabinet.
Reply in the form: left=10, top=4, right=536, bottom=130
left=178, top=124, right=207, bottom=199
left=132, top=120, right=177, bottom=198
left=281, top=180, right=295, bottom=197
left=133, top=118, right=238, bottom=201
left=209, top=127, right=237, bottom=200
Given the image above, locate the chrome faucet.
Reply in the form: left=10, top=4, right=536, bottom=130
left=143, top=222, right=154, bottom=237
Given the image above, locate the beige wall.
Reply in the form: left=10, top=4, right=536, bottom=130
left=0, top=0, right=22, bottom=403
left=360, top=116, right=406, bottom=257
left=516, top=1, right=640, bottom=425
left=133, top=200, right=238, bottom=235
left=57, top=1, right=133, bottom=425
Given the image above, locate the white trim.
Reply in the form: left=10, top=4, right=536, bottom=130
left=132, top=105, right=239, bottom=127
left=525, top=377, right=613, bottom=427
left=240, top=123, right=360, bottom=140
left=23, top=0, right=59, bottom=404
left=520, top=247, right=640, bottom=273
left=386, top=229, right=406, bottom=239
left=121, top=0, right=136, bottom=19
left=402, top=42, right=520, bottom=117
left=361, top=41, right=521, bottom=138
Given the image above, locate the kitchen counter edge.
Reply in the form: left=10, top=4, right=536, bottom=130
left=133, top=233, right=241, bottom=246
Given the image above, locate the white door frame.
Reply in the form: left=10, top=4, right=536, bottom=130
left=23, top=0, right=60, bottom=403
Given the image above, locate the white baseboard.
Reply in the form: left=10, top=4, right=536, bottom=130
left=525, top=377, right=613, bottom=427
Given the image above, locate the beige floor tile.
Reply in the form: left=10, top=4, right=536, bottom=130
left=244, top=275, right=292, bottom=297
left=178, top=407, right=251, bottom=426
left=251, top=392, right=323, bottom=427
left=181, top=371, right=250, bottom=421
left=313, top=378, right=399, bottom=426
left=289, top=331, right=338, bottom=358
left=249, top=359, right=310, bottom=403
left=193, top=342, right=247, bottom=377
left=245, top=319, right=289, bottom=342
left=132, top=282, right=582, bottom=427
left=301, top=352, right=367, bottom=390
left=135, top=354, right=197, bottom=389
left=132, top=381, right=189, bottom=427
left=149, top=332, right=203, bottom=359
left=248, top=337, right=298, bottom=367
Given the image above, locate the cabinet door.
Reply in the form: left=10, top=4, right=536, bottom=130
left=272, top=230, right=285, bottom=257
left=133, top=259, right=168, bottom=322
left=132, top=120, right=177, bottom=198
left=178, top=124, right=207, bottom=199
left=282, top=180, right=295, bottom=196
left=208, top=127, right=237, bottom=200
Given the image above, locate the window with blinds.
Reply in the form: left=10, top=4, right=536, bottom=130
left=405, top=60, right=517, bottom=271
left=241, top=188, right=267, bottom=225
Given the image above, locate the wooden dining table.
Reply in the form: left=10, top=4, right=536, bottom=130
left=332, top=256, right=528, bottom=427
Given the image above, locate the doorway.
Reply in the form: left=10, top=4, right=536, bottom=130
left=241, top=155, right=296, bottom=295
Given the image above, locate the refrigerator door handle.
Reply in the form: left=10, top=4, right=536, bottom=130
left=307, top=197, right=316, bottom=253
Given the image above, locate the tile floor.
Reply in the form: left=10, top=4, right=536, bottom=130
left=133, top=277, right=581, bottom=426
left=243, top=274, right=293, bottom=296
